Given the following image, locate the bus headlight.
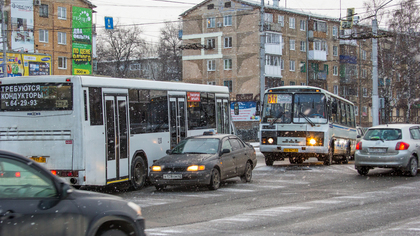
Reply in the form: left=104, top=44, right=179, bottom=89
left=268, top=138, right=274, bottom=144
left=309, top=138, right=317, bottom=145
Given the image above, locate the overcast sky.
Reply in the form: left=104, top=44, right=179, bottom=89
left=90, top=0, right=398, bottom=43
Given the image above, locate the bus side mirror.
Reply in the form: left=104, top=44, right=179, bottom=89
left=255, top=101, right=261, bottom=116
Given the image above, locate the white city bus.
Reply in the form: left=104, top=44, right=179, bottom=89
left=0, top=75, right=231, bottom=189
left=259, top=86, right=357, bottom=166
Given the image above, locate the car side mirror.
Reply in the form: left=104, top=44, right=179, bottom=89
left=222, top=149, right=230, bottom=154
left=357, top=135, right=361, bottom=138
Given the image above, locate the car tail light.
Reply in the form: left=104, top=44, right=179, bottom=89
left=356, top=142, right=362, bottom=150
left=395, top=142, right=410, bottom=150
left=14, top=171, right=21, bottom=177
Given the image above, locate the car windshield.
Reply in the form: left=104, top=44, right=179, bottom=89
left=363, top=129, right=402, bottom=141
left=171, top=138, right=220, bottom=154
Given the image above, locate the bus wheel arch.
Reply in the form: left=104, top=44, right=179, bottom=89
left=130, top=151, right=148, bottom=190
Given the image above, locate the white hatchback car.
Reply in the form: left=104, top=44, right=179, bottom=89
left=355, top=124, right=420, bottom=176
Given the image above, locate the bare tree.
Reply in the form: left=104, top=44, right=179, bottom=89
left=156, top=22, right=182, bottom=81
left=384, top=0, right=420, bottom=123
left=96, top=22, right=146, bottom=78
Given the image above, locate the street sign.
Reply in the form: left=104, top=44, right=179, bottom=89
left=105, top=16, right=113, bottom=30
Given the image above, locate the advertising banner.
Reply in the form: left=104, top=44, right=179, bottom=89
left=10, top=0, right=34, bottom=52
left=231, top=101, right=260, bottom=122
left=72, top=7, right=92, bottom=75
left=0, top=53, right=51, bottom=77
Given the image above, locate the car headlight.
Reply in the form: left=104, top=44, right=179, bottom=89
left=308, top=138, right=317, bottom=145
left=127, top=202, right=142, bottom=216
left=151, top=166, right=162, bottom=171
left=187, top=165, right=205, bottom=171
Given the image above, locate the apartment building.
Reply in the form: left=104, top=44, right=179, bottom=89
left=180, top=0, right=377, bottom=131
left=4, top=0, right=95, bottom=76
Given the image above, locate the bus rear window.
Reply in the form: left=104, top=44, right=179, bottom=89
left=0, top=83, right=73, bottom=111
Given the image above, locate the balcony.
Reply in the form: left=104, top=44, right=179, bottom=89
left=265, top=65, right=281, bottom=78
left=265, top=43, right=282, bottom=55
left=308, top=50, right=327, bottom=61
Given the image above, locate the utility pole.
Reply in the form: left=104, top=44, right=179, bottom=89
left=371, top=0, right=392, bottom=126
left=259, top=0, right=265, bottom=105
left=1, top=0, right=6, bottom=78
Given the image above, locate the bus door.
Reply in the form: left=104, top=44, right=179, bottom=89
left=104, top=95, right=129, bottom=183
left=217, top=98, right=230, bottom=134
left=169, top=96, right=186, bottom=149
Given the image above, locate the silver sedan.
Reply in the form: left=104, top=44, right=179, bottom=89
left=354, top=124, right=420, bottom=176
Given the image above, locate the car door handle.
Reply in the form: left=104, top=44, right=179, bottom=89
left=0, top=210, right=22, bottom=220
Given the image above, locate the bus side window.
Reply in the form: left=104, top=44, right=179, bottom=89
left=89, top=87, right=103, bottom=126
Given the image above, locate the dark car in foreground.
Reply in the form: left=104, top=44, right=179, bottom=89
left=149, top=133, right=257, bottom=190
left=355, top=124, right=420, bottom=176
left=0, top=150, right=146, bottom=236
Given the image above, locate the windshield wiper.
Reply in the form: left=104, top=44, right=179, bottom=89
left=369, top=137, right=384, bottom=142
left=270, top=111, right=284, bottom=125
left=298, top=112, right=315, bottom=127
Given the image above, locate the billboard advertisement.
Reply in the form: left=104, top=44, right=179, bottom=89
left=10, top=0, right=34, bottom=52
left=72, top=7, right=92, bottom=75
left=0, top=53, right=51, bottom=77
left=231, top=101, right=260, bottom=122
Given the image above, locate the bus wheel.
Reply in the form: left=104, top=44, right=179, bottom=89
left=131, top=157, right=147, bottom=190
left=324, top=148, right=333, bottom=166
left=342, top=148, right=350, bottom=164
left=265, top=156, right=274, bottom=166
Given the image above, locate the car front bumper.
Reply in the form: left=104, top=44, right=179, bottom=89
left=149, top=170, right=212, bottom=186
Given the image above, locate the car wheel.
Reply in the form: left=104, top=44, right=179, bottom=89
left=155, top=185, right=166, bottom=191
left=265, top=156, right=274, bottom=166
left=407, top=157, right=418, bottom=177
left=130, top=157, right=147, bottom=190
left=208, top=168, right=220, bottom=190
left=324, top=146, right=333, bottom=166
left=100, top=229, right=127, bottom=236
left=357, top=167, right=369, bottom=175
left=240, top=162, right=252, bottom=183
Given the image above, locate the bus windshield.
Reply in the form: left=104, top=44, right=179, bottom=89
left=262, top=93, right=327, bottom=124
left=294, top=93, right=326, bottom=124
left=0, top=83, right=73, bottom=111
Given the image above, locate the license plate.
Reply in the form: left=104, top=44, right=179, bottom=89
left=284, top=148, right=298, bottom=152
left=30, top=157, right=46, bottom=163
left=163, top=174, right=182, bottom=179
left=369, top=148, right=387, bottom=153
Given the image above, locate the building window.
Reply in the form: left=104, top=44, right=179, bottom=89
left=39, top=4, right=48, bottom=17
left=57, top=7, right=66, bottom=20
left=278, top=15, right=284, bottom=27
left=130, top=64, right=140, bottom=70
left=58, top=57, right=67, bottom=69
left=207, top=60, right=215, bottom=71
left=362, top=50, right=367, bottom=60
left=207, top=4, right=214, bottom=9
left=224, top=2, right=231, bottom=7
left=264, top=13, right=273, bottom=23
left=207, top=17, right=215, bottom=28
left=333, top=66, right=338, bottom=76
left=301, top=82, right=305, bottom=85
left=57, top=32, right=66, bottom=45
left=355, top=106, right=358, bottom=115
left=265, top=55, right=280, bottom=66
left=207, top=38, right=215, bottom=49
left=224, top=37, right=232, bottom=48
left=332, top=26, right=338, bottom=36
left=224, top=15, right=232, bottom=26
left=300, top=41, right=306, bottom=52
left=289, top=39, right=295, bottom=50
left=333, top=46, right=338, bottom=56
left=280, top=58, right=284, bottom=70
left=362, top=106, right=368, bottom=116
left=300, top=20, right=306, bottom=31
left=363, top=87, right=368, bottom=97
left=289, top=17, right=295, bottom=29
left=333, top=85, right=338, bottom=95
left=224, top=80, right=232, bottom=92
left=362, top=69, right=367, bottom=78
left=290, top=81, right=296, bottom=85
left=289, top=60, right=295, bottom=71
left=266, top=33, right=281, bottom=44
left=39, top=29, right=48, bottom=43
left=207, top=81, right=216, bottom=85
left=224, top=59, right=232, bottom=70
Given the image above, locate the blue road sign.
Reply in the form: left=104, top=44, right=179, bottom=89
left=105, top=17, right=114, bottom=30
